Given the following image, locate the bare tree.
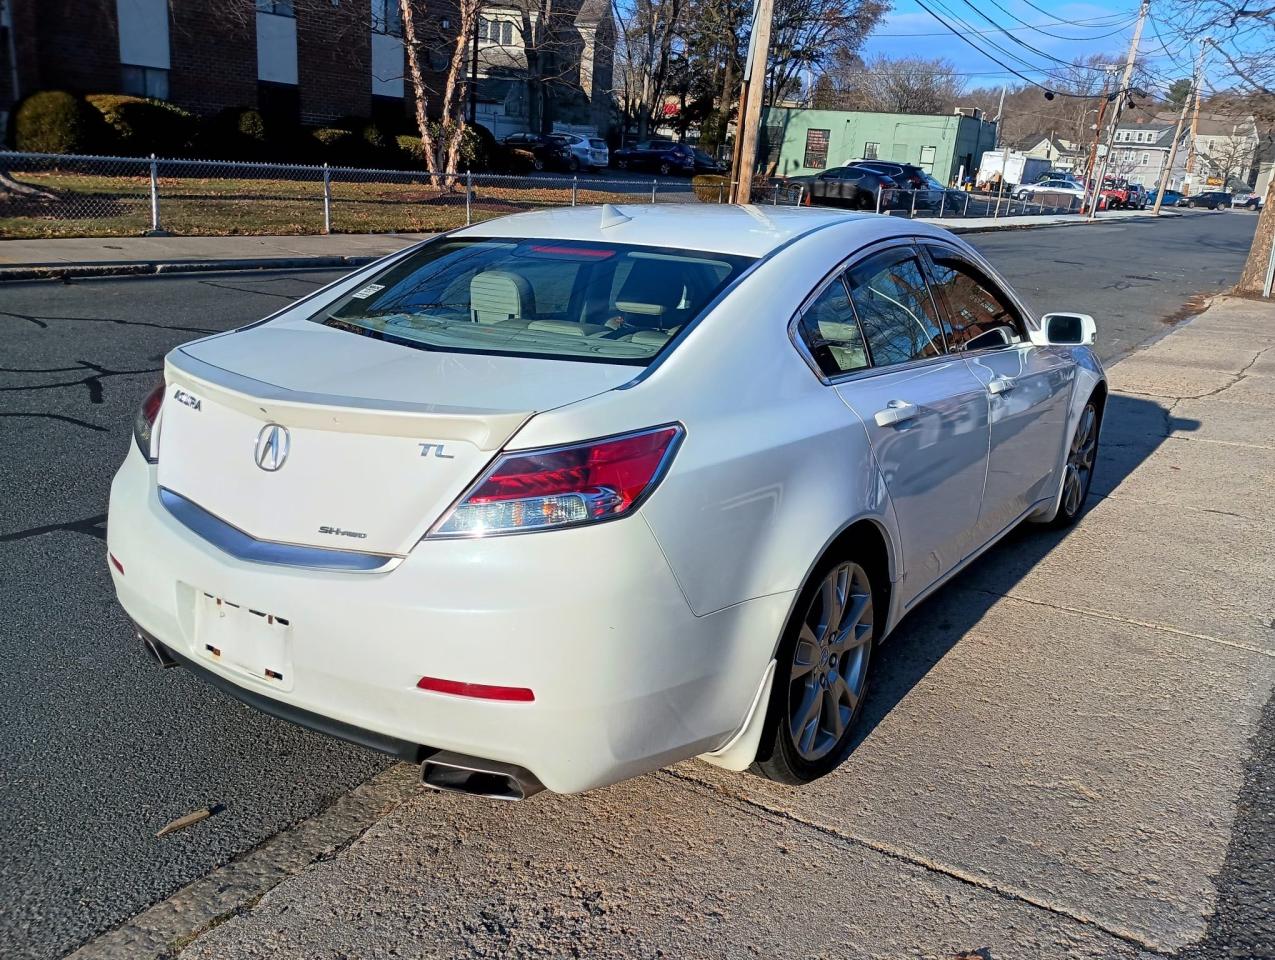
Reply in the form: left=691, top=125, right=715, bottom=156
left=401, top=0, right=481, bottom=183
left=1160, top=0, right=1274, bottom=293
left=766, top=0, right=884, bottom=107
left=814, top=54, right=966, bottom=115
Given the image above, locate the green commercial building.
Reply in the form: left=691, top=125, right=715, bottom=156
left=760, top=106, right=999, bottom=184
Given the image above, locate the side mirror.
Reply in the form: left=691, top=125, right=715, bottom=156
left=1038, top=312, right=1097, bottom=346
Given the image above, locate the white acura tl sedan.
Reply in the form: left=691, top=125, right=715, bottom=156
left=108, top=205, right=1105, bottom=799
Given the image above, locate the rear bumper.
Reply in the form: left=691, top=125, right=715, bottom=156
left=135, top=622, right=425, bottom=761
left=108, top=444, right=792, bottom=793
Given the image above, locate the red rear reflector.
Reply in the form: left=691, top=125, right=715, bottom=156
left=109, top=553, right=124, bottom=575
left=416, top=676, right=535, bottom=702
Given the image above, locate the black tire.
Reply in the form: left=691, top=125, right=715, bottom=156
left=1187, top=199, right=1197, bottom=208
left=1051, top=398, right=1100, bottom=527
left=617, top=159, right=629, bottom=170
left=752, top=552, right=877, bottom=785
left=567, top=156, right=580, bottom=173
left=532, top=157, right=544, bottom=172
left=659, top=161, right=672, bottom=176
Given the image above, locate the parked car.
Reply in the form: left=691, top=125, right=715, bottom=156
left=549, top=134, right=609, bottom=172
left=784, top=166, right=899, bottom=210
left=501, top=133, right=569, bottom=172
left=1148, top=188, right=1184, bottom=207
left=110, top=205, right=1106, bottom=797
left=1179, top=191, right=1231, bottom=209
left=690, top=148, right=725, bottom=174
left=612, top=139, right=696, bottom=175
left=913, top=173, right=966, bottom=210
left=847, top=159, right=928, bottom=191
left=1125, top=184, right=1148, bottom=210
left=1099, top=178, right=1131, bottom=209
left=1230, top=190, right=1264, bottom=211
left=1035, top=169, right=1078, bottom=185
left=1013, top=179, right=1086, bottom=203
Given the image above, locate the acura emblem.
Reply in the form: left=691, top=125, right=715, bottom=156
left=254, top=423, right=290, bottom=472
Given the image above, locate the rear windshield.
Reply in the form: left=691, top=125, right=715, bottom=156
left=311, top=238, right=754, bottom=365
left=589, top=138, right=607, bottom=149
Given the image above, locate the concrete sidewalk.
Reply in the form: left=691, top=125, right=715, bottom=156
left=74, top=296, right=1274, bottom=960
left=0, top=208, right=1174, bottom=281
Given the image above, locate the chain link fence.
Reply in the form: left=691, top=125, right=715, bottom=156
left=0, top=151, right=1077, bottom=240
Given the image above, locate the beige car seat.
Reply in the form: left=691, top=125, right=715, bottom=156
left=471, top=270, right=535, bottom=326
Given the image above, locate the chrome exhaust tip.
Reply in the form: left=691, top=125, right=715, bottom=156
left=421, top=751, right=544, bottom=801
left=137, top=628, right=179, bottom=669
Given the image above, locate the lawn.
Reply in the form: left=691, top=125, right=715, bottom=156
left=0, top=170, right=681, bottom=239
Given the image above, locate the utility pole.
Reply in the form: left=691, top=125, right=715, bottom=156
left=730, top=0, right=774, bottom=204
left=1087, top=0, right=1149, bottom=220
left=1080, top=70, right=1115, bottom=216
left=1184, top=38, right=1209, bottom=192
left=993, top=85, right=1006, bottom=148
left=1153, top=38, right=1207, bottom=215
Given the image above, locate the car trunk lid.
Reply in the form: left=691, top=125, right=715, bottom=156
left=156, top=323, right=635, bottom=557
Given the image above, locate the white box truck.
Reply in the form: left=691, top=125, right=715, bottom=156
left=977, top=149, right=1052, bottom=188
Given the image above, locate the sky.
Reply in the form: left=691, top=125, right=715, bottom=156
left=859, top=0, right=1205, bottom=97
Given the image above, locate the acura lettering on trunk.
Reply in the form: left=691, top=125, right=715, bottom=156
left=108, top=204, right=1105, bottom=799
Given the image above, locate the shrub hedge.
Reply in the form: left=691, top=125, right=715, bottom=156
left=13, top=91, right=108, bottom=154
left=691, top=174, right=729, bottom=203
left=9, top=88, right=545, bottom=174
left=86, top=94, right=200, bottom=156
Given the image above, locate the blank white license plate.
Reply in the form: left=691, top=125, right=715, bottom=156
left=194, top=592, right=294, bottom=690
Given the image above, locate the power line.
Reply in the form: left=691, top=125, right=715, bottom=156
left=911, top=0, right=1107, bottom=95
left=873, top=12, right=1135, bottom=38
left=979, top=0, right=1134, bottom=42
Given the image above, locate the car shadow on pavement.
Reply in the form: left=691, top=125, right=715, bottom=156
left=851, top=391, right=1201, bottom=748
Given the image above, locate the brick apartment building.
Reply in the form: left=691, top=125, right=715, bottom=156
left=0, top=0, right=613, bottom=143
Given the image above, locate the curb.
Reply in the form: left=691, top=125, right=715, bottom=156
left=949, top=210, right=1182, bottom=234
left=0, top=212, right=1185, bottom=281
left=0, top=254, right=383, bottom=283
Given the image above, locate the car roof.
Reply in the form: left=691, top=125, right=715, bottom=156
left=454, top=203, right=942, bottom=258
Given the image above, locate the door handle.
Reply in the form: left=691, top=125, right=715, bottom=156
left=874, top=401, right=918, bottom=427
left=988, top=376, right=1016, bottom=395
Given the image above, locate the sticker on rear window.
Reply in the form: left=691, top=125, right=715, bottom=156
left=351, top=283, right=385, bottom=299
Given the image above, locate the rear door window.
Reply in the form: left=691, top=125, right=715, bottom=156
left=796, top=276, right=869, bottom=377
left=844, top=250, right=946, bottom=365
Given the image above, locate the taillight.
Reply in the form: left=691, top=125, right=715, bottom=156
left=429, top=424, right=683, bottom=538
left=133, top=381, right=165, bottom=462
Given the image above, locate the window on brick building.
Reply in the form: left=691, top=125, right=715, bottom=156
left=257, top=0, right=295, bottom=15
left=121, top=65, right=169, bottom=99
left=371, top=0, right=403, bottom=36
left=480, top=18, right=515, bottom=45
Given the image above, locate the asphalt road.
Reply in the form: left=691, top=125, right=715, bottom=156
left=0, top=209, right=1261, bottom=960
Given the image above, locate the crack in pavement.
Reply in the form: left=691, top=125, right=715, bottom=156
left=196, top=280, right=304, bottom=301
left=1117, top=345, right=1274, bottom=403
left=0, top=411, right=110, bottom=432
left=657, top=767, right=1174, bottom=956
left=0, top=360, right=161, bottom=403
left=0, top=310, right=217, bottom=335
left=971, top=589, right=1275, bottom=659
left=1, top=513, right=107, bottom=543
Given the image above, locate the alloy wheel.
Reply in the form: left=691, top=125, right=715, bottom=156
left=1062, top=402, right=1097, bottom=518
left=787, top=562, right=873, bottom=762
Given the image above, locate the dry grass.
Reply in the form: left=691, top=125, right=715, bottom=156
left=0, top=171, right=672, bottom=239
